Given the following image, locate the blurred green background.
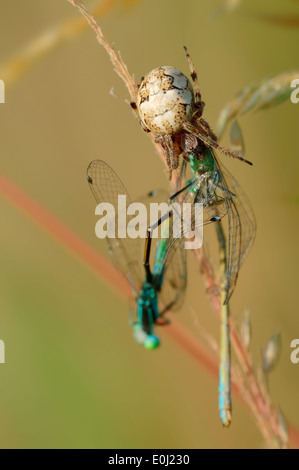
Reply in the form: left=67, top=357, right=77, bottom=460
left=0, top=0, right=298, bottom=449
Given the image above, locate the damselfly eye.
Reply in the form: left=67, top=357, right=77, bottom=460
left=144, top=335, right=160, bottom=350
left=132, top=324, right=148, bottom=345
left=136, top=66, right=195, bottom=135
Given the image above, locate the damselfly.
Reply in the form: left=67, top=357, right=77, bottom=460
left=169, top=146, right=256, bottom=426
left=132, top=43, right=256, bottom=425
left=87, top=160, right=187, bottom=349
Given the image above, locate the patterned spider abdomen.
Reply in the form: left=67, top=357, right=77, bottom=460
left=136, top=66, right=194, bottom=135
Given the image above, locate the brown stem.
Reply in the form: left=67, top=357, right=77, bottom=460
left=1, top=168, right=299, bottom=447
left=65, top=0, right=298, bottom=448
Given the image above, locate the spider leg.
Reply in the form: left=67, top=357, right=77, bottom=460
left=166, top=135, right=180, bottom=173
left=211, top=141, right=253, bottom=165
left=195, top=119, right=253, bottom=164
left=155, top=134, right=179, bottom=178
left=183, top=46, right=203, bottom=110
left=183, top=121, right=253, bottom=166
left=171, top=152, right=180, bottom=172
left=197, top=117, right=218, bottom=142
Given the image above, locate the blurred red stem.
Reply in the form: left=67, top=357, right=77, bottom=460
left=1, top=171, right=299, bottom=447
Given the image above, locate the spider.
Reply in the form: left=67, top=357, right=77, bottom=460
left=130, top=47, right=252, bottom=178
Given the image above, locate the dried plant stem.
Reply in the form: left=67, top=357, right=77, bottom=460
left=67, top=0, right=136, bottom=100
left=66, top=0, right=295, bottom=448
left=195, top=245, right=286, bottom=446
left=66, top=0, right=174, bottom=182
left=1, top=168, right=297, bottom=447
left=217, top=70, right=299, bottom=139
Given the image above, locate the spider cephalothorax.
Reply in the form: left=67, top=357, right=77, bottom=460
left=131, top=47, right=251, bottom=178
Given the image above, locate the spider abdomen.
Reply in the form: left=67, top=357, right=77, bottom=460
left=136, top=66, right=195, bottom=135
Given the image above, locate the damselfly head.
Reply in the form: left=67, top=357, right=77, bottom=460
left=144, top=334, right=160, bottom=350
left=136, top=66, right=195, bottom=135
left=132, top=324, right=160, bottom=349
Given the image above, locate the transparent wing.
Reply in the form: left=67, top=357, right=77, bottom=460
left=141, top=190, right=187, bottom=314
left=178, top=152, right=256, bottom=303
left=160, top=168, right=231, bottom=264
left=87, top=160, right=145, bottom=294
left=180, top=171, right=230, bottom=223
left=156, top=149, right=255, bottom=303
left=158, top=235, right=187, bottom=313
left=215, top=155, right=256, bottom=302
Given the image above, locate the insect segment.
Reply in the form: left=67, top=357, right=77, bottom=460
left=166, top=145, right=256, bottom=426
left=133, top=213, right=172, bottom=349
left=131, top=47, right=252, bottom=177
left=168, top=145, right=255, bottom=304
left=87, top=160, right=187, bottom=350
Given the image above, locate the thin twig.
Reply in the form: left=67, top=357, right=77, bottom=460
left=66, top=0, right=295, bottom=448
left=67, top=0, right=136, bottom=100
left=66, top=0, right=178, bottom=185
left=1, top=168, right=298, bottom=447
